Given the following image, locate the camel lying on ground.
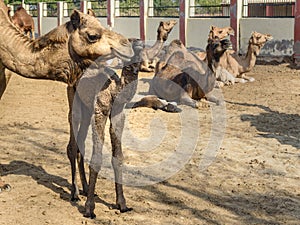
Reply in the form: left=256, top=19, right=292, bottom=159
left=0, top=1, right=134, bottom=217
left=217, top=31, right=273, bottom=85
left=132, top=37, right=232, bottom=111
left=8, top=6, right=35, bottom=40
left=140, top=20, right=177, bottom=72
left=74, top=39, right=143, bottom=218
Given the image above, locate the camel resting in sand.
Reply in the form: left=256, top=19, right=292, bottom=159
left=217, top=31, right=273, bottom=85
left=140, top=20, right=177, bottom=72
left=132, top=37, right=232, bottom=112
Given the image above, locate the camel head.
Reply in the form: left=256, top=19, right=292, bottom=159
left=209, top=26, right=235, bottom=40
left=249, top=31, right=273, bottom=56
left=206, top=38, right=232, bottom=72
left=157, top=20, right=177, bottom=41
left=68, top=10, right=134, bottom=64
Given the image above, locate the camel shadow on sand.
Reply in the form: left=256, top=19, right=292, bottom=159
left=0, top=160, right=117, bottom=215
left=227, top=101, right=300, bottom=149
left=138, top=179, right=300, bottom=225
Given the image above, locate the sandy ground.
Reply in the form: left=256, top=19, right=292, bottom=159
left=0, top=63, right=299, bottom=225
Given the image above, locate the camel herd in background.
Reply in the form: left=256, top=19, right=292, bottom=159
left=0, top=0, right=273, bottom=219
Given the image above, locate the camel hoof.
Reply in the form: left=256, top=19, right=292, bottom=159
left=120, top=207, right=133, bottom=213
left=248, top=77, right=255, bottom=82
left=71, top=196, right=80, bottom=202
left=84, top=212, right=96, bottom=219
left=163, top=103, right=182, bottom=113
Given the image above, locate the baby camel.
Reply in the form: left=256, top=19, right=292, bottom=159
left=73, top=39, right=143, bottom=218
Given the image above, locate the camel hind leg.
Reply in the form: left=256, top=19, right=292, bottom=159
left=84, top=106, right=109, bottom=218
left=109, top=107, right=132, bottom=212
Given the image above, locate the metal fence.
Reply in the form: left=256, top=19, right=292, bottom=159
left=116, top=0, right=139, bottom=17
left=9, top=0, right=297, bottom=18
left=242, top=0, right=295, bottom=17
left=89, top=0, right=107, bottom=17
left=148, top=0, right=179, bottom=17
left=190, top=0, right=230, bottom=18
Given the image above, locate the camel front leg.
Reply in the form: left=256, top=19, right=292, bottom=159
left=67, top=86, right=81, bottom=201
left=75, top=97, right=91, bottom=196
left=109, top=109, right=132, bottom=212
left=84, top=109, right=108, bottom=218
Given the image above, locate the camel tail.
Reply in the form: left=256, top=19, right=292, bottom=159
left=126, top=95, right=182, bottom=113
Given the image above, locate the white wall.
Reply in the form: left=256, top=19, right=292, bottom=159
left=33, top=16, right=294, bottom=57
left=239, top=18, right=294, bottom=56
left=186, top=18, right=231, bottom=49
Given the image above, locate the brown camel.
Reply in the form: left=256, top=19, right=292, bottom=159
left=8, top=6, right=35, bottom=40
left=0, top=0, right=134, bottom=217
left=218, top=31, right=273, bottom=84
left=73, top=38, right=143, bottom=218
left=140, top=20, right=177, bottom=72
left=132, top=37, right=232, bottom=111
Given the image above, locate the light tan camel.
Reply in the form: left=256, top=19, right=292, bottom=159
left=8, top=6, right=35, bottom=40
left=74, top=38, right=143, bottom=218
left=218, top=31, right=273, bottom=84
left=0, top=1, right=134, bottom=217
left=132, top=37, right=232, bottom=111
left=140, top=20, right=177, bottom=72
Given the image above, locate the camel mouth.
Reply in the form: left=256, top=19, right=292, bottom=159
left=112, top=47, right=134, bottom=62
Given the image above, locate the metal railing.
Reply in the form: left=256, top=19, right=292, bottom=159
left=190, top=0, right=230, bottom=18
left=148, top=0, right=179, bottom=17
left=115, top=0, right=139, bottom=17
left=242, top=0, right=295, bottom=17
left=90, top=0, right=107, bottom=17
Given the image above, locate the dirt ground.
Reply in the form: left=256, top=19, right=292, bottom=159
left=0, top=63, right=299, bottom=225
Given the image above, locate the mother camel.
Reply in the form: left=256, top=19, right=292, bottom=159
left=0, top=0, right=134, bottom=217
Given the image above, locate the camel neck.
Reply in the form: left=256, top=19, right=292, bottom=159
left=244, top=43, right=258, bottom=71
left=0, top=12, right=77, bottom=84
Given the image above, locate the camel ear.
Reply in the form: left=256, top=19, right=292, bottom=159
left=87, top=9, right=96, bottom=17
left=210, top=25, right=216, bottom=30
left=71, top=10, right=82, bottom=29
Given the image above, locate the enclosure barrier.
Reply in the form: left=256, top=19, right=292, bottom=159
left=8, top=0, right=300, bottom=64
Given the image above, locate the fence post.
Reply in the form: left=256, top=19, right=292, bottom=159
left=230, top=0, right=242, bottom=51
left=108, top=0, right=115, bottom=28
left=294, top=0, right=300, bottom=65
left=179, top=0, right=188, bottom=46
left=37, top=2, right=43, bottom=36
left=140, top=0, right=148, bottom=41
left=57, top=1, right=63, bottom=27
left=80, top=0, right=88, bottom=14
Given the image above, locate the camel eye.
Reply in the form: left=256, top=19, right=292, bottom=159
left=87, top=33, right=100, bottom=43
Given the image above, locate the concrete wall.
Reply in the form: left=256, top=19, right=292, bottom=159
left=113, top=18, right=140, bottom=39
left=239, top=18, right=294, bottom=56
left=186, top=18, right=231, bottom=49
left=32, top=16, right=294, bottom=57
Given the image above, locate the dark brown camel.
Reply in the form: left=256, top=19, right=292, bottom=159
left=9, top=6, right=35, bottom=40
left=132, top=38, right=232, bottom=111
